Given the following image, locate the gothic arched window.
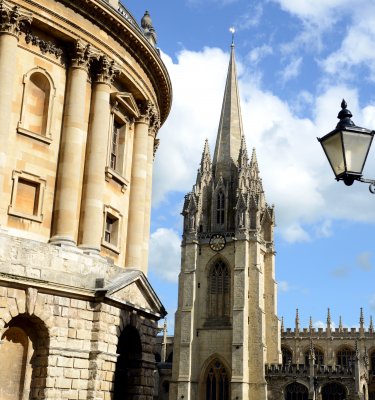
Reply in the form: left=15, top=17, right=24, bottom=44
left=205, top=359, right=230, bottom=400
left=284, top=382, right=308, bottom=400
left=337, top=347, right=355, bottom=368
left=304, top=348, right=324, bottom=366
left=321, top=382, right=347, bottom=400
left=282, top=347, right=292, bottom=365
left=208, top=260, right=230, bottom=324
left=216, top=191, right=225, bottom=225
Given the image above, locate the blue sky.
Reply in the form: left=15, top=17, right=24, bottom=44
left=127, top=0, right=375, bottom=332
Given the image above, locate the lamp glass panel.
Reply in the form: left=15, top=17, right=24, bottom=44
left=342, top=131, right=373, bottom=174
left=321, top=132, right=345, bottom=176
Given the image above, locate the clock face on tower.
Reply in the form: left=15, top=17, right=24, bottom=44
left=209, top=234, right=226, bottom=252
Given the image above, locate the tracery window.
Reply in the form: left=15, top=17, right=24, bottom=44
left=216, top=191, right=225, bottom=225
left=208, top=260, right=230, bottom=323
left=282, top=347, right=292, bottom=365
left=205, top=359, right=230, bottom=400
left=370, top=350, right=375, bottom=374
left=304, top=348, right=324, bottom=366
left=284, top=382, right=308, bottom=400
left=321, top=382, right=346, bottom=400
left=337, top=347, right=355, bottom=368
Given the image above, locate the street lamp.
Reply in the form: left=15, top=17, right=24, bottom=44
left=317, top=99, right=375, bottom=192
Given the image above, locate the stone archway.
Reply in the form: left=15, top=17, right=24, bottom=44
left=203, top=358, right=230, bottom=400
left=321, top=382, right=347, bottom=400
left=0, top=314, right=49, bottom=400
left=113, top=325, right=143, bottom=399
left=284, top=382, right=308, bottom=400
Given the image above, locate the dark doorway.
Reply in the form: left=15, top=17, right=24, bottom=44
left=321, top=382, right=347, bottom=400
left=284, top=382, right=308, bottom=400
left=113, top=325, right=142, bottom=399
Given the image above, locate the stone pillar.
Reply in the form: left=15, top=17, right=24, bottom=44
left=51, top=41, right=92, bottom=245
left=126, top=103, right=150, bottom=271
left=0, top=1, right=32, bottom=168
left=141, top=107, right=160, bottom=272
left=79, top=56, right=118, bottom=252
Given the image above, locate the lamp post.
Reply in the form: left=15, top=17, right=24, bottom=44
left=317, top=99, right=375, bottom=193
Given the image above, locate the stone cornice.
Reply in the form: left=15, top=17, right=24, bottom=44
left=53, top=0, right=171, bottom=125
left=0, top=0, right=32, bottom=37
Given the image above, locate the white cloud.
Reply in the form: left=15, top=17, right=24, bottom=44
left=315, top=220, right=332, bottom=238
left=357, top=252, right=373, bottom=272
left=248, top=44, right=273, bottom=65
left=149, top=228, right=181, bottom=282
left=278, top=280, right=289, bottom=292
left=280, top=57, right=302, bottom=82
left=282, top=224, right=310, bottom=243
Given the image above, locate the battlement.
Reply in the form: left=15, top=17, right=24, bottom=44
left=266, top=363, right=355, bottom=378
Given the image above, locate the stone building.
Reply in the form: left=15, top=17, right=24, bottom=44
left=153, top=42, right=375, bottom=400
left=0, top=0, right=172, bottom=399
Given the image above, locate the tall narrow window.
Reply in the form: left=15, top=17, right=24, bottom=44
left=102, top=206, right=122, bottom=254
left=216, top=192, right=225, bottom=225
left=207, top=260, right=230, bottom=325
left=282, top=347, right=292, bottom=365
left=204, top=359, right=230, bottom=400
left=110, top=120, right=122, bottom=171
left=337, top=347, right=355, bottom=368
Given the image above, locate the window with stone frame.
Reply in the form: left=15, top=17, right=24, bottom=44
left=371, top=350, right=375, bottom=374
left=304, top=348, right=324, bottom=366
left=109, top=118, right=126, bottom=174
left=8, top=170, right=46, bottom=222
left=216, top=191, right=225, bottom=225
left=285, top=382, right=308, bottom=400
left=102, top=206, right=122, bottom=254
left=336, top=347, right=355, bottom=368
left=207, top=260, right=230, bottom=325
left=17, top=68, right=55, bottom=144
left=281, top=347, right=293, bottom=365
left=205, top=359, right=230, bottom=400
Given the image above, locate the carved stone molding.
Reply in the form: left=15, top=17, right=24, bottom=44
left=153, top=137, right=160, bottom=159
left=24, top=30, right=63, bottom=60
left=71, top=39, right=92, bottom=71
left=94, top=55, right=120, bottom=85
left=0, top=0, right=32, bottom=37
left=138, top=100, right=160, bottom=135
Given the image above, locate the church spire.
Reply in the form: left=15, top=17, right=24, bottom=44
left=213, top=42, right=244, bottom=180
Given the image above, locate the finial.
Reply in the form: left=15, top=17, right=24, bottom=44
left=281, top=316, right=284, bottom=332
left=295, top=308, right=300, bottom=333
left=336, top=99, right=355, bottom=129
left=229, top=27, right=235, bottom=47
left=309, top=316, right=313, bottom=333
left=309, top=337, right=315, bottom=359
left=339, top=315, right=343, bottom=332
left=327, top=308, right=331, bottom=325
left=360, top=307, right=364, bottom=327
left=370, top=316, right=374, bottom=333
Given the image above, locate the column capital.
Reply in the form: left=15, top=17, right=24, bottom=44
left=0, top=0, right=32, bottom=37
left=71, top=39, right=94, bottom=71
left=94, top=55, right=120, bottom=85
left=137, top=100, right=160, bottom=133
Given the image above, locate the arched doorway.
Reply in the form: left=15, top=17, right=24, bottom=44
left=284, top=382, right=308, bottom=400
left=0, top=314, right=49, bottom=400
left=204, top=358, right=230, bottom=400
left=321, top=382, right=347, bottom=400
left=113, top=325, right=143, bottom=399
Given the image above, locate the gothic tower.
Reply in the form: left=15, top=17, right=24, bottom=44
left=170, top=43, right=280, bottom=400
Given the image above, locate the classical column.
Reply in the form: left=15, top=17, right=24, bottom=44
left=0, top=1, right=32, bottom=167
left=50, top=41, right=92, bottom=245
left=126, top=103, right=150, bottom=271
left=79, top=56, right=118, bottom=252
left=141, top=106, right=160, bottom=272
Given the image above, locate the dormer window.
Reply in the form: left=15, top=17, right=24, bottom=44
left=216, top=191, right=225, bottom=225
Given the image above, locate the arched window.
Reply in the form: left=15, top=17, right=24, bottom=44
left=216, top=191, right=225, bottom=225
left=370, top=350, right=375, bottom=374
left=114, top=325, right=142, bottom=400
left=18, top=68, right=55, bottom=142
left=0, top=315, right=49, bottom=400
left=337, top=347, right=355, bottom=368
left=208, top=260, right=230, bottom=324
left=282, top=347, right=292, bottom=365
left=205, top=359, right=230, bottom=400
left=321, top=382, right=347, bottom=400
left=304, top=348, right=324, bottom=366
left=285, top=382, right=308, bottom=400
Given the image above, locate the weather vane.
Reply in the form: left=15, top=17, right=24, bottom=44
left=229, top=27, right=235, bottom=45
